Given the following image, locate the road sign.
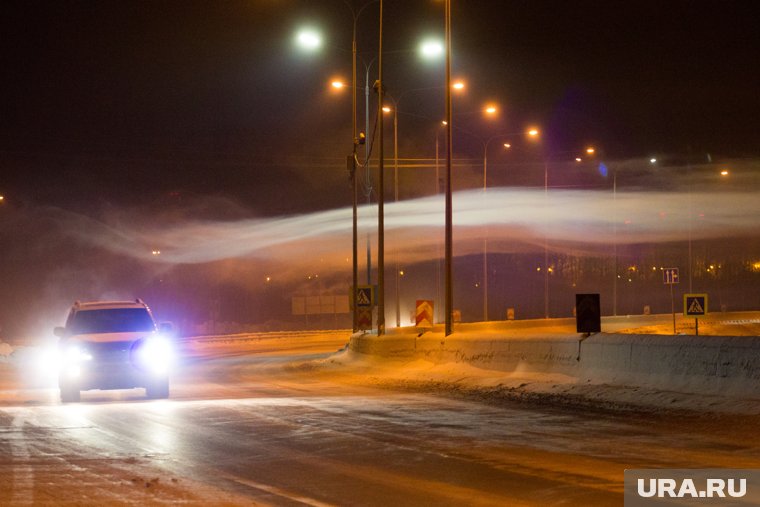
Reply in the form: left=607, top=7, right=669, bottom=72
left=663, top=268, right=680, bottom=285
left=356, top=285, right=374, bottom=307
left=415, top=300, right=434, bottom=329
left=684, top=293, right=708, bottom=318
left=576, top=293, right=601, bottom=333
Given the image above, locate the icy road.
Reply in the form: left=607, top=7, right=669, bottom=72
left=1, top=331, right=759, bottom=506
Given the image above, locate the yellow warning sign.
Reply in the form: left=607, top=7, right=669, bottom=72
left=683, top=293, right=708, bottom=318
left=415, top=300, right=434, bottom=329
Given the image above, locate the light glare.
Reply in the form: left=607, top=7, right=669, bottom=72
left=296, top=30, right=322, bottom=50
left=420, top=39, right=444, bottom=59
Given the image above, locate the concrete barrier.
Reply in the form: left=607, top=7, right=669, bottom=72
left=349, top=326, right=760, bottom=398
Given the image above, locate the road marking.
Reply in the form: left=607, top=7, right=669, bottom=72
left=220, top=473, right=337, bottom=507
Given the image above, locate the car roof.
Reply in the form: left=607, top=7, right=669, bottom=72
left=72, top=300, right=149, bottom=311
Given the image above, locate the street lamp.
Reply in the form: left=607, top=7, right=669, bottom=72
left=444, top=0, right=454, bottom=336
left=481, top=128, right=540, bottom=321
left=295, top=29, right=322, bottom=51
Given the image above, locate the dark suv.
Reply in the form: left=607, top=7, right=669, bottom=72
left=54, top=299, right=174, bottom=402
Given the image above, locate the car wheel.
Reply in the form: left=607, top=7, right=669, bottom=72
left=60, top=382, right=81, bottom=403
left=146, top=377, right=169, bottom=399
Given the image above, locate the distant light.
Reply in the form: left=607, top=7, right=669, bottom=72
left=720, top=169, right=729, bottom=176
left=575, top=157, right=582, bottom=162
left=650, top=158, right=657, bottom=164
left=441, top=120, right=448, bottom=126
left=598, top=162, right=608, bottom=178
left=0, top=195, right=4, bottom=202
left=296, top=29, right=322, bottom=51
left=265, top=276, right=271, bottom=283
left=399, top=270, right=405, bottom=276
left=485, top=105, right=497, bottom=115
left=503, top=143, right=511, bottom=149
left=527, top=128, right=539, bottom=137
left=331, top=80, right=345, bottom=89
left=420, top=39, right=444, bottom=59
left=152, top=250, right=161, bottom=256
left=586, top=147, right=595, bottom=155
left=382, top=106, right=391, bottom=113
left=452, top=81, right=465, bottom=90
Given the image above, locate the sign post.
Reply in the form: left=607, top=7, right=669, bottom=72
left=663, top=268, right=679, bottom=334
left=683, top=293, right=708, bottom=336
left=355, top=285, right=374, bottom=331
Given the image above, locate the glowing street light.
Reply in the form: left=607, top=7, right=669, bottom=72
left=452, top=81, right=465, bottom=90
left=331, top=80, right=346, bottom=89
left=484, top=105, right=497, bottom=115
left=295, top=29, right=322, bottom=51
left=720, top=169, right=729, bottom=176
left=419, top=39, right=444, bottom=59
left=586, top=147, right=596, bottom=155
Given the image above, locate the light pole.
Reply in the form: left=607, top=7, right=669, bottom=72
left=376, top=0, right=385, bottom=335
left=481, top=129, right=539, bottom=322
left=295, top=1, right=378, bottom=332
left=444, top=0, right=453, bottom=336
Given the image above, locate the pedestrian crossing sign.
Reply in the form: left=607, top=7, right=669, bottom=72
left=683, top=293, right=708, bottom=318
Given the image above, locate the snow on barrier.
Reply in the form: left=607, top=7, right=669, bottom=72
left=349, top=330, right=760, bottom=397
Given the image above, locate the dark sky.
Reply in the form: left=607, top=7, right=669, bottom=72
left=1, top=0, right=759, bottom=214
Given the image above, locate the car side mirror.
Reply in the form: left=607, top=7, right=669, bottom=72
left=53, top=326, right=67, bottom=338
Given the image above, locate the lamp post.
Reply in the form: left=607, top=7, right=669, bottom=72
left=480, top=129, right=539, bottom=322
left=444, top=0, right=453, bottom=336
left=376, top=0, right=385, bottom=335
left=295, top=1, right=378, bottom=332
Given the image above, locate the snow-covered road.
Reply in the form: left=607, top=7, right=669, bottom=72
left=1, top=332, right=758, bottom=506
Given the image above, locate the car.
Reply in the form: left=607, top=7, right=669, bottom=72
left=54, top=299, right=175, bottom=403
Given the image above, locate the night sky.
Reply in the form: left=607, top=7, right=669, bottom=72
left=2, top=0, right=758, bottom=212
left=1, top=1, right=759, bottom=336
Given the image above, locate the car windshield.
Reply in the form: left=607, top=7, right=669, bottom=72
left=69, top=308, right=156, bottom=334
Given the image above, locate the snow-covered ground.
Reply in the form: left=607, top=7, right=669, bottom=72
left=1, top=320, right=759, bottom=506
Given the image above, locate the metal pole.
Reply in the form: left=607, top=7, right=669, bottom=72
left=394, top=107, right=400, bottom=328
left=351, top=12, right=358, bottom=332
left=613, top=169, right=617, bottom=317
left=376, top=0, right=385, bottom=335
left=435, top=133, right=441, bottom=324
left=444, top=0, right=453, bottom=336
left=482, top=141, right=488, bottom=322
left=544, top=160, right=549, bottom=319
left=365, top=66, right=372, bottom=286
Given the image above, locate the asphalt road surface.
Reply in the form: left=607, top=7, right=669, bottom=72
left=1, top=332, right=758, bottom=506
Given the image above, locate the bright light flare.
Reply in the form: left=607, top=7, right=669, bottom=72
left=295, top=29, right=322, bottom=51
left=419, top=39, right=444, bottom=59
left=135, top=336, right=175, bottom=376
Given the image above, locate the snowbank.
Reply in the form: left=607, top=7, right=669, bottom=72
left=347, top=323, right=760, bottom=414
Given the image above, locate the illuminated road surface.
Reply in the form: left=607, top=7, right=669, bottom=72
left=1, top=333, right=758, bottom=506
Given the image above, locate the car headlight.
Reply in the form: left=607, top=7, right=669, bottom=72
left=63, top=345, right=92, bottom=364
left=60, top=344, right=92, bottom=378
left=134, top=336, right=174, bottom=375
